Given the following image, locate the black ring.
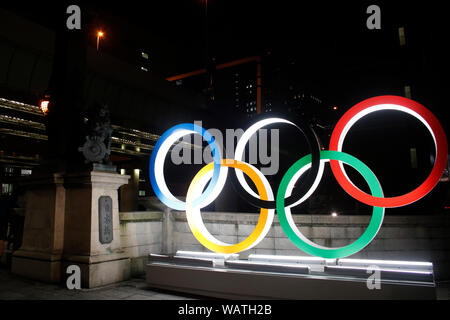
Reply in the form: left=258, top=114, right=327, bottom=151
left=229, top=113, right=322, bottom=209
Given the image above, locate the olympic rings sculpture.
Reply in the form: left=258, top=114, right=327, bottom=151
left=149, top=96, right=448, bottom=258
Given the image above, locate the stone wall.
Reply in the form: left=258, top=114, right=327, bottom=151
left=119, top=211, right=450, bottom=280
left=119, top=211, right=163, bottom=276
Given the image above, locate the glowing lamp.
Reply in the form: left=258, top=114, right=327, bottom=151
left=97, top=31, right=104, bottom=51
left=39, top=98, right=50, bottom=116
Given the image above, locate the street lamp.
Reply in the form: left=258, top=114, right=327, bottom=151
left=97, top=31, right=104, bottom=51
left=39, top=94, right=51, bottom=116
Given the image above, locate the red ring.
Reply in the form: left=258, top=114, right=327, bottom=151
left=329, top=95, right=448, bottom=208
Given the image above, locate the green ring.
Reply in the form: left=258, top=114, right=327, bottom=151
left=276, top=150, right=385, bottom=259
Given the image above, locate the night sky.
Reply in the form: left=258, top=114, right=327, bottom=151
left=82, top=0, right=449, bottom=124
left=1, top=0, right=448, bottom=213
left=3, top=0, right=448, bottom=144
left=5, top=1, right=448, bottom=73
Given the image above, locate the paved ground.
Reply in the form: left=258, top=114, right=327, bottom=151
left=0, top=267, right=197, bottom=300
left=1, top=267, right=449, bottom=300
left=436, top=282, right=450, bottom=300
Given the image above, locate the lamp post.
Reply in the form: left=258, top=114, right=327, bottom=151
left=97, top=31, right=104, bottom=51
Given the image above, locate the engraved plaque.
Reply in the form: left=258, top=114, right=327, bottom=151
left=99, top=196, right=113, bottom=244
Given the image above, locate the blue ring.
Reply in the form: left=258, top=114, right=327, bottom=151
left=149, top=123, right=222, bottom=211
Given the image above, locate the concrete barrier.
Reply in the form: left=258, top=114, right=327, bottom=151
left=120, top=210, right=450, bottom=280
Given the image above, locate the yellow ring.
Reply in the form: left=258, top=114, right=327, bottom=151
left=186, top=159, right=273, bottom=253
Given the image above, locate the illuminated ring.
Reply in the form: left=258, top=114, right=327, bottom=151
left=186, top=159, right=275, bottom=254
left=277, top=150, right=385, bottom=259
left=149, top=123, right=226, bottom=211
left=329, top=95, right=448, bottom=208
left=232, top=117, right=324, bottom=209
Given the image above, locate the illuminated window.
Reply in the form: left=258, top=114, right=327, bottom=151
left=4, top=167, right=14, bottom=176
left=404, top=85, right=412, bottom=98
left=21, top=169, right=32, bottom=176
left=2, top=184, right=13, bottom=195
left=141, top=52, right=149, bottom=59
left=139, top=190, right=146, bottom=197
left=398, top=27, right=406, bottom=46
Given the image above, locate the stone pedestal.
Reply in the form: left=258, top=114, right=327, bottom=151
left=63, top=170, right=130, bottom=288
left=12, top=173, right=66, bottom=283
left=12, top=170, right=130, bottom=288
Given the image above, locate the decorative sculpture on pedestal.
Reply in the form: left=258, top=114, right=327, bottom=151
left=78, top=103, right=113, bottom=166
